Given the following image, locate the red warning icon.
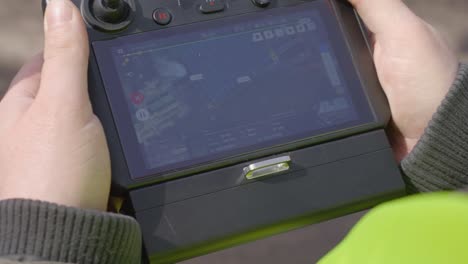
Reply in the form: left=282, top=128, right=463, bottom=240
left=130, top=91, right=145, bottom=105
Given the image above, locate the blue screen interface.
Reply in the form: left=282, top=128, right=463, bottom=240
left=93, top=3, right=374, bottom=178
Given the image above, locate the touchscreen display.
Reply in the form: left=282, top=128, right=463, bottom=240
left=94, top=1, right=374, bottom=178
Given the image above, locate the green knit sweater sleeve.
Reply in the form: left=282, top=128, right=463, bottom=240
left=0, top=199, right=141, bottom=264
left=401, top=64, right=468, bottom=192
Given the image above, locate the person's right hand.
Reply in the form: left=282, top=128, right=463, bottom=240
left=348, top=0, right=459, bottom=161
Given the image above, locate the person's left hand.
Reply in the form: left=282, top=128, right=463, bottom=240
left=0, top=0, right=110, bottom=211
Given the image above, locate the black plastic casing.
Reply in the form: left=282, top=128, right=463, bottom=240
left=42, top=0, right=405, bottom=263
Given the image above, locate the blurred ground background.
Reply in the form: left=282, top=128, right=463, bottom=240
left=0, top=1, right=467, bottom=263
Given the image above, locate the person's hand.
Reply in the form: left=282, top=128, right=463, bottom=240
left=0, top=0, right=110, bottom=211
left=348, top=0, right=459, bottom=161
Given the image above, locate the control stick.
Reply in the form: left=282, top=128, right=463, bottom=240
left=92, top=0, right=130, bottom=24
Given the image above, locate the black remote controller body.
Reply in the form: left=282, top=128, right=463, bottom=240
left=42, top=0, right=406, bottom=263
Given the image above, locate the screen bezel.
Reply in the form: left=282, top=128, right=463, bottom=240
left=92, top=0, right=383, bottom=185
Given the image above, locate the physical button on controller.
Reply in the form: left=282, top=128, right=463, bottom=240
left=153, top=8, right=172, bottom=25
left=200, top=0, right=225, bottom=14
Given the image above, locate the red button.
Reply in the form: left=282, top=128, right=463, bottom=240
left=153, top=8, right=172, bottom=25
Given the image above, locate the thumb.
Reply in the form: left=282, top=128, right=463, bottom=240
left=348, top=0, right=421, bottom=35
left=36, top=0, right=91, bottom=120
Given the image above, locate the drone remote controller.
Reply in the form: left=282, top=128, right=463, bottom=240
left=43, top=0, right=406, bottom=263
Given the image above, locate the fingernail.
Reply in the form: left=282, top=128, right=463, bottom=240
left=46, top=0, right=73, bottom=28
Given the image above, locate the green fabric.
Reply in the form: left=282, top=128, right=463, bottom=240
left=319, top=192, right=468, bottom=264
left=0, top=261, right=64, bottom=264
left=401, top=64, right=468, bottom=192
left=0, top=199, right=142, bottom=264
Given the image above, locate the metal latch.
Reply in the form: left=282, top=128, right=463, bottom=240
left=242, top=156, right=291, bottom=180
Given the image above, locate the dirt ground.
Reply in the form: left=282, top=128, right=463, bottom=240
left=0, top=1, right=467, bottom=263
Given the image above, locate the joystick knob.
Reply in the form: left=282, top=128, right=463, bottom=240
left=82, top=0, right=135, bottom=32
left=92, top=0, right=130, bottom=24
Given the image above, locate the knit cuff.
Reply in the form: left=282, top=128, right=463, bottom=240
left=402, top=64, right=468, bottom=192
left=0, top=199, right=142, bottom=264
